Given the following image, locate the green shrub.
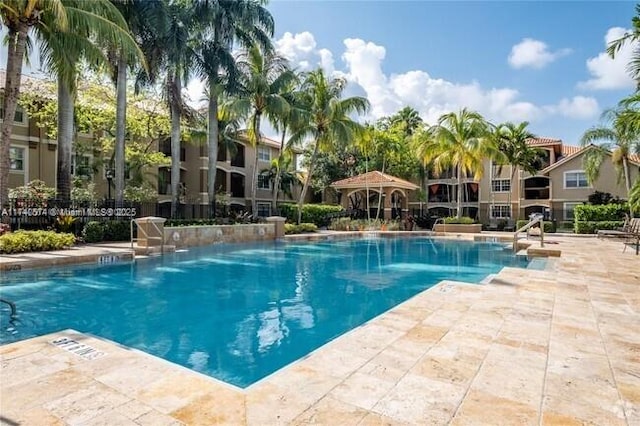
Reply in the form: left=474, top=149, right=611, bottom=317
left=329, top=217, right=352, bottom=231
left=443, top=216, right=475, bottom=224
left=284, top=223, right=318, bottom=234
left=103, top=221, right=130, bottom=241
left=83, top=221, right=104, bottom=243
left=0, top=230, right=75, bottom=254
left=279, top=204, right=344, bottom=226
left=573, top=203, right=628, bottom=222
left=574, top=221, right=624, bottom=234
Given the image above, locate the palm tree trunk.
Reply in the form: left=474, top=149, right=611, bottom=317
left=250, top=113, right=262, bottom=215
left=374, top=158, right=386, bottom=221
left=272, top=127, right=286, bottom=215
left=509, top=167, right=516, bottom=220
left=114, top=55, right=127, bottom=205
left=297, top=141, right=320, bottom=224
left=365, top=155, right=371, bottom=221
left=623, top=156, right=633, bottom=217
left=57, top=75, right=75, bottom=202
left=169, top=74, right=182, bottom=218
left=207, top=86, right=219, bottom=217
left=457, top=165, right=462, bottom=218
left=0, top=24, right=28, bottom=206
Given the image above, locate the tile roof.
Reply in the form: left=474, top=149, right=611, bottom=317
left=331, top=171, right=420, bottom=190
left=561, top=145, right=582, bottom=156
left=526, top=137, right=562, bottom=146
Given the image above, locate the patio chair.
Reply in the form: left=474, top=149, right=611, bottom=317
left=621, top=218, right=640, bottom=255
left=487, top=218, right=499, bottom=231
left=597, top=214, right=630, bottom=239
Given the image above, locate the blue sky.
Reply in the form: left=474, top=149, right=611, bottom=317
left=2, top=1, right=636, bottom=146
left=265, top=0, right=638, bottom=145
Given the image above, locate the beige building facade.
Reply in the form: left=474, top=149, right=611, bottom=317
left=412, top=137, right=640, bottom=224
left=2, top=73, right=299, bottom=217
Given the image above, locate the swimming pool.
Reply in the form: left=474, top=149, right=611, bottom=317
left=0, top=237, right=528, bottom=387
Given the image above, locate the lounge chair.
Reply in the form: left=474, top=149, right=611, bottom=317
left=597, top=214, right=630, bottom=239
left=487, top=219, right=499, bottom=231
left=621, top=218, right=640, bottom=255
left=504, top=219, right=516, bottom=232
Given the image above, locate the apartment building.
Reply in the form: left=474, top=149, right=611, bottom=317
left=2, top=71, right=298, bottom=216
left=413, top=137, right=640, bottom=223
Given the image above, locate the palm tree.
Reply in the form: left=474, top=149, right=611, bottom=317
left=271, top=80, right=304, bottom=214
left=37, top=0, right=142, bottom=201
left=414, top=109, right=491, bottom=219
left=260, top=151, right=298, bottom=200
left=390, top=106, right=423, bottom=137
left=0, top=1, right=67, bottom=205
left=491, top=122, right=539, bottom=219
left=108, top=0, right=163, bottom=205
left=193, top=0, right=274, bottom=216
left=581, top=111, right=638, bottom=213
left=607, top=4, right=640, bottom=85
left=158, top=1, right=197, bottom=217
left=234, top=45, right=295, bottom=215
left=288, top=69, right=370, bottom=224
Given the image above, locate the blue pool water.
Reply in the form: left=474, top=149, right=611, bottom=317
left=0, top=237, right=528, bottom=387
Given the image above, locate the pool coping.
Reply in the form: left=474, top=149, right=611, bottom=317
left=1, top=235, right=637, bottom=425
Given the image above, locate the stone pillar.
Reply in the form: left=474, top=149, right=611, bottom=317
left=383, top=188, right=393, bottom=220
left=266, top=216, right=286, bottom=239
left=340, top=190, right=350, bottom=210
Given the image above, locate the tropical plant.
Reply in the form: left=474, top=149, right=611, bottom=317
left=288, top=69, right=369, bottom=224
left=580, top=111, right=638, bottom=213
left=36, top=0, right=142, bottom=201
left=0, top=0, right=135, bottom=205
left=414, top=108, right=491, bottom=218
left=630, top=179, right=640, bottom=213
left=8, top=180, right=56, bottom=205
left=235, top=45, right=296, bottom=215
left=389, top=106, right=423, bottom=137
left=489, top=121, right=539, bottom=218
left=192, top=0, right=274, bottom=215
left=607, top=4, right=640, bottom=85
left=107, top=0, right=164, bottom=205
left=260, top=152, right=299, bottom=200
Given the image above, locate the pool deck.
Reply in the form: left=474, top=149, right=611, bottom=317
left=1, top=234, right=639, bottom=425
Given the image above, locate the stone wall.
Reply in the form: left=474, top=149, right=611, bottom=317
left=164, top=224, right=275, bottom=248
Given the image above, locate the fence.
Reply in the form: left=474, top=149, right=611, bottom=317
left=0, top=199, right=235, bottom=231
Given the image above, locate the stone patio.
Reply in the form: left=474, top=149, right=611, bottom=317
left=0, top=234, right=638, bottom=425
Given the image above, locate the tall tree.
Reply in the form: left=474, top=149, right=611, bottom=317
left=607, top=4, right=640, bottom=85
left=581, top=111, right=639, bottom=211
left=390, top=106, right=423, bottom=137
left=193, top=0, right=274, bottom=216
left=0, top=1, right=69, bottom=205
left=108, top=0, right=163, bottom=204
left=491, top=122, right=539, bottom=219
left=288, top=69, right=370, bottom=224
left=414, top=109, right=491, bottom=219
left=235, top=45, right=295, bottom=215
left=37, top=0, right=142, bottom=201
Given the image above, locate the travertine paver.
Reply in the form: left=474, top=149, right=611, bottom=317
left=0, top=234, right=638, bottom=425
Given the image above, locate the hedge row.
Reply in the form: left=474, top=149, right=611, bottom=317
left=0, top=230, right=75, bottom=254
left=573, top=203, right=628, bottom=221
left=279, top=204, right=344, bottom=226
left=83, top=220, right=130, bottom=243
left=284, top=223, right=318, bottom=234
left=574, top=221, right=625, bottom=234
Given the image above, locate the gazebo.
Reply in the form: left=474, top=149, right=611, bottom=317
left=330, top=171, right=420, bottom=220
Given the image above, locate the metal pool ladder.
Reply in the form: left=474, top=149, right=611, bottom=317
left=513, top=213, right=544, bottom=252
left=0, top=298, right=17, bottom=319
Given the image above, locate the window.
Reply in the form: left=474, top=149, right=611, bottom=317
left=490, top=205, right=511, bottom=219
left=258, top=146, right=271, bottom=162
left=71, top=155, right=92, bottom=177
left=564, top=171, right=589, bottom=189
left=564, top=202, right=583, bottom=220
left=491, top=179, right=511, bottom=192
left=257, top=202, right=271, bottom=217
left=9, top=147, right=25, bottom=171
left=257, top=174, right=270, bottom=190
left=0, top=97, right=25, bottom=123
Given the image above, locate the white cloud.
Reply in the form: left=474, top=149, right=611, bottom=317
left=269, top=32, right=599, bottom=127
left=508, top=38, right=571, bottom=69
left=578, top=27, right=636, bottom=90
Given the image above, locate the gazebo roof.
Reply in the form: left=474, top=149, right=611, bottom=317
left=330, top=171, right=419, bottom=191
